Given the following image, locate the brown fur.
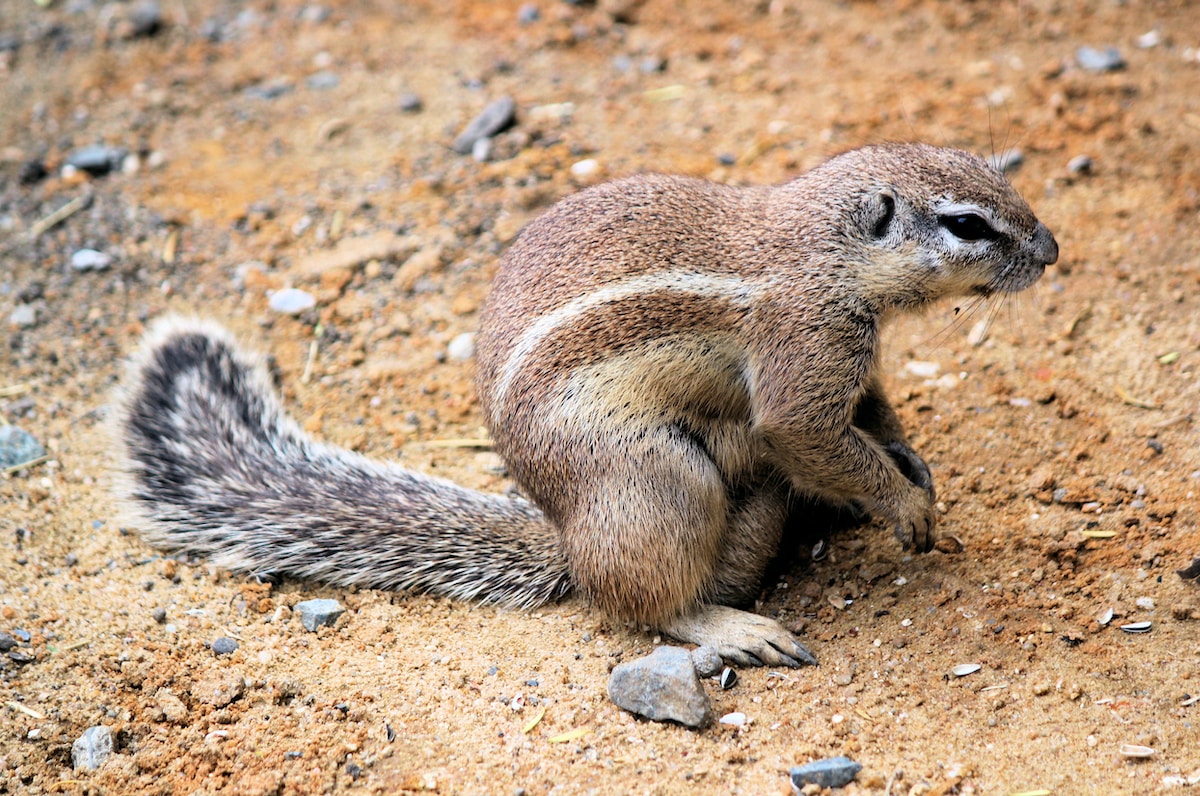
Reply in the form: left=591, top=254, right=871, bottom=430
left=113, top=144, right=1057, bottom=668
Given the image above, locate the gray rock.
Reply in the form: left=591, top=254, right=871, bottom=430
left=300, top=5, right=331, bottom=23
left=66, top=145, right=129, bottom=176
left=988, top=148, right=1024, bottom=174
left=518, top=3, right=540, bottom=24
left=399, top=92, right=423, bottom=113
left=295, top=598, right=345, bottom=631
left=789, top=757, right=862, bottom=791
left=690, top=645, right=722, bottom=678
left=1077, top=46, right=1125, bottom=72
left=607, top=645, right=712, bottom=728
left=211, top=637, right=239, bottom=656
left=452, top=96, right=516, bottom=154
left=0, top=632, right=15, bottom=652
left=1067, top=154, right=1093, bottom=174
left=72, top=725, right=114, bottom=772
left=0, top=426, right=46, bottom=469
left=18, top=159, right=47, bottom=185
left=244, top=78, right=294, bottom=100
left=127, top=1, right=164, bottom=38
left=306, top=70, right=340, bottom=90
left=10, top=304, right=37, bottom=329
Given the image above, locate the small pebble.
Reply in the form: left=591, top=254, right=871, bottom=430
left=12, top=629, right=31, bottom=643
left=718, top=711, right=746, bottom=727
left=0, top=426, right=47, bottom=469
left=639, top=56, right=666, bottom=73
left=211, top=637, right=239, bottom=656
left=10, top=304, right=37, bottom=329
left=306, top=70, right=340, bottom=90
left=269, top=288, right=316, bottom=315
left=471, top=136, right=493, bottom=162
left=126, top=1, right=164, bottom=38
left=300, top=5, right=331, bottom=23
left=1146, top=439, right=1164, bottom=455
left=607, top=645, right=712, bottom=728
left=988, top=148, right=1024, bottom=174
left=0, top=632, right=15, bottom=652
left=690, top=645, right=722, bottom=678
left=1135, top=30, right=1161, bottom=49
left=72, top=726, right=114, bottom=771
left=570, top=158, right=600, bottom=178
left=453, top=96, right=517, bottom=155
left=1067, top=154, right=1093, bottom=174
left=244, top=78, right=294, bottom=100
left=717, top=152, right=736, bottom=166
left=151, top=607, right=168, bottom=624
left=295, top=598, right=345, bottom=631
left=18, top=159, right=47, bottom=185
left=71, top=248, right=113, bottom=271
left=399, top=92, right=423, bottom=113
left=789, top=756, right=862, bottom=790
left=517, top=3, right=540, bottom=24
left=1076, top=46, right=1125, bottom=72
left=448, top=331, right=475, bottom=360
left=1135, top=597, right=1155, bottom=610
left=66, top=145, right=129, bottom=176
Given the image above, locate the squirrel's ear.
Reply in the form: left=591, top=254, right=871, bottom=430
left=863, top=189, right=896, bottom=239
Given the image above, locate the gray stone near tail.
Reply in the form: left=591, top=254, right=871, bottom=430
left=295, top=598, right=345, bottom=631
left=72, top=725, right=114, bottom=771
left=0, top=426, right=46, bottom=469
left=452, top=96, right=516, bottom=154
left=607, top=645, right=712, bottom=728
left=789, top=757, right=862, bottom=791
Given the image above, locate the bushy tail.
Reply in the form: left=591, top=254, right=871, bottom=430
left=111, top=317, right=572, bottom=608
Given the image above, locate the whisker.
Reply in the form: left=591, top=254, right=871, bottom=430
left=925, top=293, right=991, bottom=352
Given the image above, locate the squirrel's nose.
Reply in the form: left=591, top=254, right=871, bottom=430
left=1034, top=223, right=1059, bottom=266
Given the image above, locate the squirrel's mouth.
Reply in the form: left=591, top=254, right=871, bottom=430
left=977, top=261, right=1048, bottom=296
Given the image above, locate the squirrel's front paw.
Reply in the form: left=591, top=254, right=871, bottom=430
left=890, top=482, right=937, bottom=553
left=662, top=605, right=817, bottom=668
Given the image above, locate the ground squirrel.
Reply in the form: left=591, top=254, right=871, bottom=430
left=113, top=143, right=1058, bottom=667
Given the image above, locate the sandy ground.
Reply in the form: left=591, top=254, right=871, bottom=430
left=2, top=0, right=1200, bottom=793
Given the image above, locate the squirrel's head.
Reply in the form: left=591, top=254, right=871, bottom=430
left=812, top=144, right=1059, bottom=310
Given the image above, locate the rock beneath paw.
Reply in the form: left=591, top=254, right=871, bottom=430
left=607, top=645, right=712, bottom=728
left=690, top=645, right=722, bottom=678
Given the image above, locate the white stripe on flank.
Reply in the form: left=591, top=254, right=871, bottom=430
left=492, top=270, right=758, bottom=408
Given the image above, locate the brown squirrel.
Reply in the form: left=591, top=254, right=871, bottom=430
left=113, top=143, right=1058, bottom=667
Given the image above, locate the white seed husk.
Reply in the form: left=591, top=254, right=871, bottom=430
left=1119, top=743, right=1156, bottom=758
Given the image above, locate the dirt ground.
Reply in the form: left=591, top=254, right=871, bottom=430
left=2, top=0, right=1199, bottom=793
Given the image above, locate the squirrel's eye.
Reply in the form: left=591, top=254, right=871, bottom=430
left=939, top=213, right=998, bottom=242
